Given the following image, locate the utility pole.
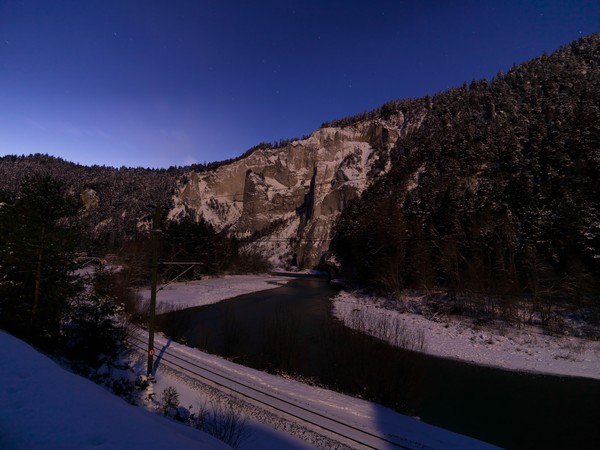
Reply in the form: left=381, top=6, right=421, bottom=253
left=147, top=205, right=161, bottom=378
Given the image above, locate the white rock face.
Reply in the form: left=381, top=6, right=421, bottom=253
left=170, top=114, right=423, bottom=268
left=80, top=188, right=99, bottom=209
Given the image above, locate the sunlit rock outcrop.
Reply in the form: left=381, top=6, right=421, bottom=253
left=170, top=113, right=425, bottom=268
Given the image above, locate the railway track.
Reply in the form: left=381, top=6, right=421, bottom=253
left=128, top=331, right=418, bottom=450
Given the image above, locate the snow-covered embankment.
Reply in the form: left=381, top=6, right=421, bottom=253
left=333, top=291, right=600, bottom=379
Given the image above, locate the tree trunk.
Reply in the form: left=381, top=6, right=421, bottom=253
left=32, top=225, right=46, bottom=318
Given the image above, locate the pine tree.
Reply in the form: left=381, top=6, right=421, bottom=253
left=0, top=175, right=82, bottom=346
left=62, top=265, right=127, bottom=366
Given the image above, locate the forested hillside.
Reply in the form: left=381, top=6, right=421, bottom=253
left=332, top=34, right=600, bottom=311
left=0, top=154, right=177, bottom=253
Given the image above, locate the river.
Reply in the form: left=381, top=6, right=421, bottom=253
left=157, top=276, right=600, bottom=449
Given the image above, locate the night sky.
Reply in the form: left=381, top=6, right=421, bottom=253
left=1, top=1, right=598, bottom=168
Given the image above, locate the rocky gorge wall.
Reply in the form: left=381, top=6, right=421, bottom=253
left=169, top=111, right=425, bottom=268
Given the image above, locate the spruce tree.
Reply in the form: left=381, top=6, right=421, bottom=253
left=0, top=175, right=82, bottom=347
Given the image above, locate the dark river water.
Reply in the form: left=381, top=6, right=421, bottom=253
left=157, top=276, right=600, bottom=449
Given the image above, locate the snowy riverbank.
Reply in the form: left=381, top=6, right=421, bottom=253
left=333, top=291, right=600, bottom=380
left=138, top=274, right=600, bottom=380
left=137, top=274, right=293, bottom=312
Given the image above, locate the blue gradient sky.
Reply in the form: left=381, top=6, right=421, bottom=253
left=0, top=1, right=597, bottom=168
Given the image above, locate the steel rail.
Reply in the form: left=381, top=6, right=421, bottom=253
left=128, top=333, right=414, bottom=450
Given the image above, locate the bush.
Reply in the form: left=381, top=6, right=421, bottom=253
left=62, top=265, right=127, bottom=367
left=191, top=396, right=250, bottom=449
left=159, top=386, right=180, bottom=418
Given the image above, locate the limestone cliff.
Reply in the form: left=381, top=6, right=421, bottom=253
left=170, top=111, right=425, bottom=268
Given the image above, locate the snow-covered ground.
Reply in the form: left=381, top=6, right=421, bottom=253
left=137, top=274, right=293, bottom=312
left=0, top=326, right=324, bottom=450
left=0, top=330, right=228, bottom=450
left=333, top=291, right=600, bottom=380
